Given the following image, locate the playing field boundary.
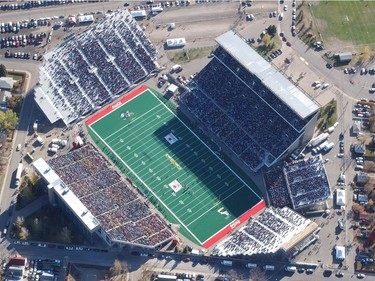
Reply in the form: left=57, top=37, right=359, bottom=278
left=202, top=200, right=266, bottom=248
left=86, top=85, right=266, bottom=248
left=85, top=85, right=148, bottom=126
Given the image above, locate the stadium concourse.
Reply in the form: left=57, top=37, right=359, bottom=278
left=180, top=31, right=320, bottom=172
left=265, top=155, right=331, bottom=210
left=34, top=9, right=158, bottom=125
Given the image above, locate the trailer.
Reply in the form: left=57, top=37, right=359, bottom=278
left=312, top=140, right=329, bottom=154
left=166, top=38, right=186, bottom=48
left=308, top=133, right=329, bottom=148
left=36, top=136, right=45, bottom=145
left=151, top=6, right=163, bottom=13
left=15, top=163, right=23, bottom=187
left=48, top=147, right=58, bottom=153
left=323, top=142, right=334, bottom=153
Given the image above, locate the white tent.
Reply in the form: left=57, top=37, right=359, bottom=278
left=335, top=246, right=345, bottom=260
left=336, top=189, right=345, bottom=206
left=167, top=84, right=178, bottom=93
left=166, top=38, right=186, bottom=48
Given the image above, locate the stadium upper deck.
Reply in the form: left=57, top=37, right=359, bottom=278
left=34, top=9, right=158, bottom=125
left=180, top=31, right=319, bottom=171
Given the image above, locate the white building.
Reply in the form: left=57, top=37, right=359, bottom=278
left=336, top=189, right=345, bottom=206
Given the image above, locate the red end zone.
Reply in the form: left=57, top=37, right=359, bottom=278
left=202, top=200, right=266, bottom=248
left=85, top=85, right=148, bottom=126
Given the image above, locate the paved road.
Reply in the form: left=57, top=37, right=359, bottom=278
left=0, top=2, right=372, bottom=281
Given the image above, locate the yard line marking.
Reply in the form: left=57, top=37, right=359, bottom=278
left=104, top=103, right=163, bottom=141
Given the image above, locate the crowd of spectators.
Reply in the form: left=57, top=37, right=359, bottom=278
left=38, top=9, right=158, bottom=124
left=180, top=47, right=308, bottom=171
left=284, top=156, right=331, bottom=209
left=212, top=207, right=311, bottom=257
left=264, top=167, right=292, bottom=208
left=47, top=144, right=173, bottom=247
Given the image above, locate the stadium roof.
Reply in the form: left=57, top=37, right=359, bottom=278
left=33, top=158, right=100, bottom=232
left=34, top=87, right=65, bottom=124
left=215, top=31, right=319, bottom=119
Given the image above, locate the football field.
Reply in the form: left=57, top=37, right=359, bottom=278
left=86, top=86, right=265, bottom=247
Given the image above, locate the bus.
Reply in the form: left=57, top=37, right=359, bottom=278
left=15, top=163, right=23, bottom=187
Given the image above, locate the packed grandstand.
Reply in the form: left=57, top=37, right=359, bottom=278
left=211, top=207, right=318, bottom=257
left=34, top=9, right=158, bottom=124
left=265, top=155, right=331, bottom=210
left=46, top=144, right=173, bottom=247
left=180, top=31, right=319, bottom=171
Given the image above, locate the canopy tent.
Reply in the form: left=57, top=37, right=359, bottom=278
left=335, top=246, right=345, bottom=260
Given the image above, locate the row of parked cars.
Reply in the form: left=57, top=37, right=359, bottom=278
left=5, top=50, right=40, bottom=60
left=0, top=0, right=88, bottom=11
left=1, top=32, right=46, bottom=48
left=0, top=18, right=54, bottom=34
left=266, top=49, right=282, bottom=62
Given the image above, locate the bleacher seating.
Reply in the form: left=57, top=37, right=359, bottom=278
left=211, top=207, right=311, bottom=257
left=283, top=156, right=331, bottom=209
left=47, top=144, right=173, bottom=247
left=180, top=46, right=313, bottom=171
left=38, top=9, right=158, bottom=124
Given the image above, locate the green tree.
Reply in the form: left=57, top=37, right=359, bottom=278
left=15, top=216, right=25, bottom=230
left=262, top=34, right=271, bottom=46
left=249, top=268, right=268, bottom=281
left=19, top=226, right=30, bottom=240
left=267, top=25, right=277, bottom=37
left=0, top=110, right=19, bottom=130
left=370, top=116, right=375, bottom=133
left=59, top=226, right=72, bottom=244
left=0, top=64, right=7, bottom=78
left=6, top=96, right=22, bottom=112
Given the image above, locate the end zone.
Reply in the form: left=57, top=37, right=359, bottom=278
left=85, top=85, right=148, bottom=126
left=202, top=200, right=266, bottom=248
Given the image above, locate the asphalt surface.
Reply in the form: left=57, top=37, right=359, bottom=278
left=0, top=1, right=373, bottom=281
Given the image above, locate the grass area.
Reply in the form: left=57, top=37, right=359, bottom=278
left=311, top=1, right=375, bottom=46
left=255, top=34, right=282, bottom=56
left=167, top=47, right=213, bottom=64
left=7, top=73, right=23, bottom=81
left=11, top=205, right=84, bottom=244
left=316, top=99, right=337, bottom=132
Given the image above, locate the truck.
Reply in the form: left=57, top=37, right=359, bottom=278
left=151, top=6, right=163, bottom=13
left=322, top=142, right=334, bottom=153
left=307, top=133, right=329, bottom=148
left=325, top=122, right=339, bottom=133
left=15, top=163, right=23, bottom=187
left=51, top=139, right=61, bottom=145
left=48, top=147, right=58, bottom=153
left=36, top=136, right=45, bottom=145
left=263, top=265, right=275, bottom=271
left=285, top=266, right=297, bottom=272
left=221, top=260, right=233, bottom=266
left=312, top=140, right=329, bottom=154
left=245, top=263, right=257, bottom=269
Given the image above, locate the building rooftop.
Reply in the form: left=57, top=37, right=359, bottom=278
left=32, top=158, right=100, bottom=232
left=215, top=31, right=319, bottom=119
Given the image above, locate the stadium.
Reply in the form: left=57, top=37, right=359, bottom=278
left=31, top=10, right=322, bottom=252
left=180, top=31, right=320, bottom=172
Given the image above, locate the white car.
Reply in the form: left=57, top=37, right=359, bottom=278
left=357, top=273, right=365, bottom=279
left=16, top=144, right=21, bottom=151
left=361, top=98, right=368, bottom=102
left=284, top=4, right=288, bottom=11
left=292, top=9, right=296, bottom=15
left=337, top=153, right=344, bottom=158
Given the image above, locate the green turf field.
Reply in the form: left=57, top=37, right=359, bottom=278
left=86, top=87, right=264, bottom=246
left=312, top=1, right=375, bottom=45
